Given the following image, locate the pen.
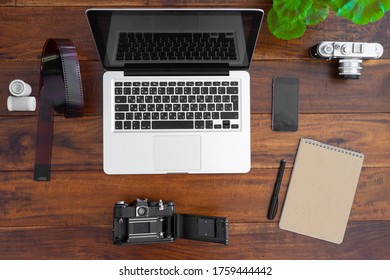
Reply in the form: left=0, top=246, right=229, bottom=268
left=267, top=159, right=286, bottom=220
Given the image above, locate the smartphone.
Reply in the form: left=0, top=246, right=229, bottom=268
left=272, top=77, right=300, bottom=131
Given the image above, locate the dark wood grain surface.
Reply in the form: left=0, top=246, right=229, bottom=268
left=0, top=0, right=389, bottom=260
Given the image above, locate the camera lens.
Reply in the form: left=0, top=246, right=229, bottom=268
left=338, top=59, right=362, bottom=79
left=137, top=206, right=148, bottom=216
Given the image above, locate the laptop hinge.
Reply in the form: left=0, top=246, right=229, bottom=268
left=124, top=63, right=229, bottom=76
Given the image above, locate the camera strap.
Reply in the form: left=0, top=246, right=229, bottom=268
left=34, top=39, right=84, bottom=181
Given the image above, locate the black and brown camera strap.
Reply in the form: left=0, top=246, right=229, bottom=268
left=34, top=39, right=84, bottom=181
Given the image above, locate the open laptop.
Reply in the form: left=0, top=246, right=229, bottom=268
left=86, top=8, right=264, bottom=174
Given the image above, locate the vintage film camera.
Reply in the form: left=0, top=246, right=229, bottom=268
left=113, top=198, right=229, bottom=245
left=310, top=41, right=383, bottom=79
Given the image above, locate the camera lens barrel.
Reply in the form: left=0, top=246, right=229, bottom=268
left=338, top=59, right=362, bottom=79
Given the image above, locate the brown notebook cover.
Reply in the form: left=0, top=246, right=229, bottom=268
left=279, top=138, right=364, bottom=244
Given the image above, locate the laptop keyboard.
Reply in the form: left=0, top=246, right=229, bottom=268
left=113, top=80, right=240, bottom=131
left=116, top=32, right=237, bottom=61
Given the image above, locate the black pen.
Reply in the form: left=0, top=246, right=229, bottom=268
left=267, top=159, right=286, bottom=220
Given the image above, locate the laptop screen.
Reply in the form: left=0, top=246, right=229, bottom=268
left=86, top=9, right=263, bottom=71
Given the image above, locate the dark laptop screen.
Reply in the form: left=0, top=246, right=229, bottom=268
left=86, top=9, right=263, bottom=71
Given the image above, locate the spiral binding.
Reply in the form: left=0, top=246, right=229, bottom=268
left=303, top=138, right=364, bottom=158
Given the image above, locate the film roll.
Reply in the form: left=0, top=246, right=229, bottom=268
left=9, top=79, right=32, bottom=97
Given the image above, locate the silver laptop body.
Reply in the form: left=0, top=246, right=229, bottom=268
left=86, top=8, right=264, bottom=174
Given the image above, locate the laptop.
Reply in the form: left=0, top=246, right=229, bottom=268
left=86, top=8, right=264, bottom=174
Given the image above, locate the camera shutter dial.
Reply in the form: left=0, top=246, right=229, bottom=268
left=341, top=44, right=351, bottom=55
left=323, top=44, right=333, bottom=55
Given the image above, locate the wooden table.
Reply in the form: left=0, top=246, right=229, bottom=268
left=0, top=0, right=389, bottom=260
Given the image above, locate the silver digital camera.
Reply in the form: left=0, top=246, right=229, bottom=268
left=310, top=41, right=384, bottom=79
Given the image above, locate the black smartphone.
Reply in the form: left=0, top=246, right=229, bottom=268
left=272, top=77, right=300, bottom=131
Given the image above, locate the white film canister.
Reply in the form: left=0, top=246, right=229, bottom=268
left=9, top=79, right=32, bottom=97
left=7, top=96, right=36, bottom=111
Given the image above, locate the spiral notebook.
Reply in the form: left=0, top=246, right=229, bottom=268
left=279, top=138, right=364, bottom=244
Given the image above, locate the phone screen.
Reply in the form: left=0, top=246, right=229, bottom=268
left=272, top=77, right=299, bottom=131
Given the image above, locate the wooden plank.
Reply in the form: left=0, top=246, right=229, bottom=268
left=0, top=7, right=99, bottom=61
left=0, top=167, right=388, bottom=227
left=0, top=222, right=388, bottom=259
left=0, top=7, right=389, bottom=61
left=1, top=60, right=389, bottom=117
left=0, top=0, right=14, bottom=6
left=0, top=114, right=388, bottom=171
left=14, top=0, right=266, bottom=7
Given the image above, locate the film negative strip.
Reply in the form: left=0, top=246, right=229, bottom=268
left=34, top=39, right=84, bottom=181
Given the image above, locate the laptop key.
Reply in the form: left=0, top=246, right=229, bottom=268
left=231, top=95, right=239, bottom=110
left=139, top=104, right=146, bottom=111
left=141, top=87, right=149, bottom=94
left=124, top=121, right=131, bottom=129
left=115, top=88, right=122, bottom=95
left=186, top=112, right=194, bottom=119
left=115, top=113, right=125, bottom=120
left=227, top=87, right=239, bottom=94
left=141, top=121, right=151, bottom=129
left=115, top=104, right=129, bottom=111
left=195, top=121, right=204, bottom=129
left=195, top=112, right=202, bottom=119
left=133, top=121, right=140, bottom=129
left=152, top=121, right=194, bottom=129
left=169, top=112, right=177, bottom=120
left=221, top=112, right=239, bottom=119
left=212, top=112, right=219, bottom=119
left=123, top=88, right=131, bottom=95
left=115, top=121, right=123, bottom=129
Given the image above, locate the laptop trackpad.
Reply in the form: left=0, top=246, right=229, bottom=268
left=153, top=135, right=201, bottom=172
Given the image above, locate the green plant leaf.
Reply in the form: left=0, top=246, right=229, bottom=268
left=330, top=0, right=390, bottom=24
left=306, top=0, right=330, bottom=25
left=273, top=0, right=314, bottom=20
left=267, top=8, right=307, bottom=40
